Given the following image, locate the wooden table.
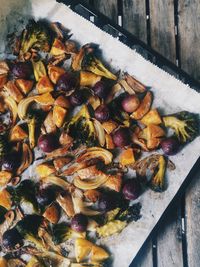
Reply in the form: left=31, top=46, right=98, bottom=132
left=82, top=1, right=200, bottom=266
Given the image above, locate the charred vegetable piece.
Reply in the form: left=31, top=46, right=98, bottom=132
left=65, top=105, right=97, bottom=147
left=36, top=186, right=57, bottom=207
left=163, top=111, right=199, bottom=143
left=43, top=203, right=60, bottom=224
left=27, top=109, right=45, bottom=148
left=0, top=134, right=9, bottom=158
left=1, top=151, right=20, bottom=172
left=115, top=203, right=142, bottom=222
left=0, top=205, right=7, bottom=224
left=2, top=228, right=23, bottom=249
left=12, top=61, right=33, bottom=79
left=73, top=44, right=117, bottom=80
left=52, top=222, right=85, bottom=245
left=7, top=180, right=38, bottom=211
left=19, top=19, right=53, bottom=56
left=70, top=90, right=85, bottom=106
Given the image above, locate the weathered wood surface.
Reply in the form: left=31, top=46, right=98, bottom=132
left=86, top=0, right=200, bottom=266
left=149, top=0, right=176, bottom=63
left=122, top=0, right=147, bottom=43
left=178, top=0, right=200, bottom=81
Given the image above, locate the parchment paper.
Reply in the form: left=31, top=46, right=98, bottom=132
left=0, top=0, right=200, bottom=266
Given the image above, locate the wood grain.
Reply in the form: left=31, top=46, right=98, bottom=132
left=122, top=0, right=147, bottom=43
left=130, top=241, right=153, bottom=267
left=178, top=0, right=200, bottom=81
left=92, top=0, right=118, bottom=23
left=156, top=204, right=184, bottom=267
left=149, top=0, right=176, bottom=63
left=185, top=169, right=200, bottom=267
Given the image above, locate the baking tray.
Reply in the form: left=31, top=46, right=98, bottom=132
left=54, top=1, right=200, bottom=266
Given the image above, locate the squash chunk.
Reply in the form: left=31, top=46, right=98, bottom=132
left=37, top=75, right=54, bottom=94
left=10, top=125, right=28, bottom=142
left=16, top=79, right=34, bottom=94
left=140, top=109, right=162, bottom=125
left=53, top=106, right=67, bottom=128
left=131, top=91, right=152, bottom=120
left=119, top=148, right=135, bottom=166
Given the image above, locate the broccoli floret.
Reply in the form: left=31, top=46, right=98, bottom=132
left=27, top=109, right=45, bottom=148
left=149, top=155, right=166, bottom=192
left=74, top=44, right=117, bottom=80
left=20, top=19, right=54, bottom=56
left=163, top=111, right=199, bottom=143
left=52, top=223, right=84, bottom=245
left=65, top=105, right=97, bottom=147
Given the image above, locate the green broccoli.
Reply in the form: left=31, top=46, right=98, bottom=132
left=163, top=111, right=199, bottom=143
left=20, top=19, right=54, bottom=56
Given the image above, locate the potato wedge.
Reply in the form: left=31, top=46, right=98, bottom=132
left=75, top=238, right=93, bottom=262
left=54, top=95, right=70, bottom=109
left=124, top=73, right=146, bottom=93
left=140, top=109, right=162, bottom=125
left=43, top=203, right=60, bottom=224
left=4, top=81, right=24, bottom=103
left=0, top=171, right=12, bottom=186
left=10, top=125, right=28, bottom=142
left=43, top=111, right=57, bottom=134
left=102, top=120, right=118, bottom=134
left=105, top=133, right=115, bottom=149
left=103, top=173, right=122, bottom=192
left=15, top=79, right=34, bottom=95
left=32, top=60, right=46, bottom=81
left=36, top=163, right=55, bottom=177
left=56, top=193, right=75, bottom=217
left=48, top=65, right=65, bottom=84
left=91, top=245, right=109, bottom=262
left=130, top=91, right=152, bottom=120
left=53, top=105, right=67, bottom=128
left=0, top=189, right=12, bottom=209
left=119, top=148, right=135, bottom=166
left=36, top=75, right=54, bottom=94
left=50, top=38, right=66, bottom=56
left=80, top=71, right=101, bottom=87
left=88, top=95, right=101, bottom=110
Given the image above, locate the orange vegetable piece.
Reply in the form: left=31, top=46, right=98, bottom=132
left=105, top=133, right=115, bottom=149
left=53, top=105, right=67, bottom=128
left=10, top=125, right=28, bottom=142
left=130, top=91, right=153, bottom=120
left=36, top=75, right=54, bottom=94
left=140, top=109, right=162, bottom=125
left=48, top=65, right=65, bottom=84
left=102, top=120, right=118, bottom=134
left=119, top=148, right=135, bottom=166
left=36, top=163, right=55, bottom=177
left=16, top=79, right=34, bottom=94
left=0, top=189, right=12, bottom=210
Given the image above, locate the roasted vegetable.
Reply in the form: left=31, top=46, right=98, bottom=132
left=80, top=71, right=101, bottom=87
left=65, top=105, right=97, bottom=147
left=149, top=155, right=166, bottom=192
left=163, top=111, right=199, bottom=143
left=27, top=109, right=45, bottom=148
left=140, top=109, right=162, bottom=125
left=52, top=222, right=85, bottom=245
left=75, top=238, right=109, bottom=263
left=119, top=148, right=135, bottom=166
left=16, top=79, right=34, bottom=95
left=0, top=189, right=12, bottom=210
left=96, top=220, right=127, bottom=238
left=43, top=203, right=60, bottom=224
left=10, top=124, right=28, bottom=142
left=0, top=205, right=7, bottom=224
left=16, top=143, right=33, bottom=175
left=19, top=19, right=53, bottom=57
left=0, top=134, right=9, bottom=158
left=37, top=75, right=54, bottom=94
left=124, top=73, right=146, bottom=93
left=72, top=44, right=117, bottom=80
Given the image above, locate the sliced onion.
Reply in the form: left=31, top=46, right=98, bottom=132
left=4, top=96, right=18, bottom=125
left=93, top=119, right=105, bottom=147
left=74, top=175, right=109, bottom=190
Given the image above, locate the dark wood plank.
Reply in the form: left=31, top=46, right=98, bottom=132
left=132, top=241, right=154, bottom=267
left=92, top=0, right=118, bottom=23
left=185, top=170, right=200, bottom=267
left=178, top=0, right=200, bottom=81
left=122, top=0, right=147, bottom=43
left=149, top=0, right=176, bottom=63
left=156, top=204, right=184, bottom=267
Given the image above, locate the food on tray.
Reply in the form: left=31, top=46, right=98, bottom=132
left=0, top=18, right=198, bottom=266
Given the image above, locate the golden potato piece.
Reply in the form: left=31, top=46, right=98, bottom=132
left=0, top=171, right=12, bottom=186
left=91, top=245, right=109, bottom=262
left=119, top=148, right=135, bottom=166
left=53, top=105, right=67, bottom=128
left=48, top=65, right=65, bottom=84
left=140, top=109, right=162, bottom=125
left=50, top=38, right=66, bottom=56
left=105, top=133, right=115, bottom=149
left=130, top=91, right=152, bottom=120
left=10, top=124, right=28, bottom=142
left=84, top=189, right=101, bottom=203
left=0, top=257, right=7, bottom=267
left=15, top=79, right=34, bottom=95
left=43, top=111, right=57, bottom=134
left=54, top=95, right=70, bottom=109
left=43, top=203, right=60, bottom=224
left=80, top=71, right=101, bottom=87
left=102, top=120, right=118, bottom=134
left=0, top=189, right=12, bottom=209
left=88, top=95, right=101, bottom=110
left=104, top=173, right=122, bottom=192
left=4, top=81, right=24, bottom=103
left=36, top=163, right=55, bottom=177
left=75, top=238, right=93, bottom=262
left=37, top=75, right=54, bottom=94
left=56, top=193, right=75, bottom=217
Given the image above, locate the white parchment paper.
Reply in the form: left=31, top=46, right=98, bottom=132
left=0, top=1, right=200, bottom=266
